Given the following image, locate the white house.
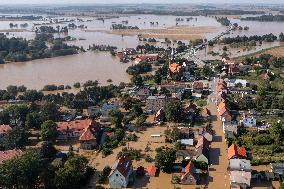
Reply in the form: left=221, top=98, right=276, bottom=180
left=109, top=156, right=134, bottom=188
left=240, top=115, right=256, bottom=128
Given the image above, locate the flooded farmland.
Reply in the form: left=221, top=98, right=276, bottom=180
left=0, top=14, right=283, bottom=89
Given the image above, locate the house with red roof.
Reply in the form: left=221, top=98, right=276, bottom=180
left=0, top=124, right=12, bottom=138
left=228, top=144, right=247, bottom=160
left=56, top=119, right=100, bottom=141
left=79, top=125, right=97, bottom=150
left=0, top=149, right=22, bottom=164
left=109, top=155, right=134, bottom=188
left=146, top=165, right=157, bottom=177
left=180, top=161, right=199, bottom=185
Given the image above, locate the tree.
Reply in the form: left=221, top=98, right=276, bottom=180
left=41, top=102, right=60, bottom=121
left=165, top=101, right=184, bottom=123
left=155, top=148, right=176, bottom=173
left=98, top=166, right=112, bottom=184
left=135, top=114, right=147, bottom=130
left=131, top=74, right=143, bottom=86
left=40, top=120, right=58, bottom=142
left=23, top=90, right=43, bottom=102
left=2, top=126, right=28, bottom=149
left=164, top=128, right=181, bottom=143
left=25, top=112, right=44, bottom=129
left=40, top=141, right=58, bottom=159
left=109, top=109, right=124, bottom=128
left=0, top=150, right=44, bottom=189
left=54, top=155, right=92, bottom=189
left=269, top=122, right=283, bottom=141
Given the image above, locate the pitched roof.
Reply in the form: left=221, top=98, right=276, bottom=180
left=203, top=132, right=213, bottom=142
left=193, top=81, right=204, bottom=89
left=56, top=119, right=98, bottom=133
left=0, top=124, right=12, bottom=134
left=196, top=146, right=210, bottom=159
left=147, top=165, right=157, bottom=176
left=181, top=161, right=197, bottom=181
left=229, top=159, right=251, bottom=171
left=169, top=61, right=182, bottom=73
left=196, top=136, right=209, bottom=149
left=218, top=101, right=226, bottom=111
left=219, top=106, right=230, bottom=117
left=0, top=149, right=22, bottom=164
left=230, top=171, right=251, bottom=186
left=79, top=125, right=96, bottom=141
left=228, top=144, right=247, bottom=159
left=111, top=155, right=132, bottom=177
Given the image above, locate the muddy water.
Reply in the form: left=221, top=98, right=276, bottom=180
left=0, top=14, right=284, bottom=89
left=0, top=52, right=130, bottom=89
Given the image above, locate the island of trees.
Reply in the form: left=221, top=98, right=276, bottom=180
left=0, top=33, right=80, bottom=63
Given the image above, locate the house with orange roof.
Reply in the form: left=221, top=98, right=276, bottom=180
left=168, top=60, right=182, bottom=77
left=180, top=161, right=199, bottom=185
left=79, top=125, right=97, bottom=150
left=228, top=144, right=247, bottom=160
left=146, top=165, right=157, bottom=177
left=0, top=149, right=22, bottom=164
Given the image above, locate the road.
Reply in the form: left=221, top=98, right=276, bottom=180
left=206, top=78, right=230, bottom=189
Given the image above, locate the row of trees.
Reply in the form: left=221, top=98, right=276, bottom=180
left=241, top=14, right=284, bottom=22
left=220, top=33, right=278, bottom=44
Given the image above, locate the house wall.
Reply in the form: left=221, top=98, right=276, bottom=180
left=80, top=140, right=96, bottom=150
left=109, top=170, right=127, bottom=188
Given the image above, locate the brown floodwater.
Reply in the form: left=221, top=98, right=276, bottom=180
left=0, top=52, right=130, bottom=89
left=0, top=14, right=284, bottom=89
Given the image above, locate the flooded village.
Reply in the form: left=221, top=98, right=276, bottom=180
left=0, top=2, right=284, bottom=189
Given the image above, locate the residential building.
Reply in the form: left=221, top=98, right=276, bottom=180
left=146, top=165, right=157, bottom=177
left=230, top=170, right=251, bottom=189
left=229, top=159, right=251, bottom=172
left=134, top=54, right=159, bottom=64
left=133, top=85, right=152, bottom=100
left=0, top=149, right=22, bottom=164
left=180, top=139, right=194, bottom=146
left=195, top=146, right=210, bottom=164
left=87, top=106, right=100, bottom=117
left=0, top=124, right=12, bottom=138
left=168, top=60, right=182, bottom=77
left=79, top=125, right=97, bottom=150
left=56, top=119, right=100, bottom=141
left=240, top=115, right=257, bottom=128
left=203, top=132, right=213, bottom=143
left=146, top=95, right=167, bottom=113
left=109, top=155, right=134, bottom=188
left=196, top=136, right=209, bottom=149
left=124, top=48, right=137, bottom=55
left=192, top=81, right=204, bottom=93
left=270, top=163, right=284, bottom=178
left=228, top=144, right=247, bottom=160
left=100, top=101, right=119, bottom=118
left=180, top=161, right=199, bottom=185
left=154, top=108, right=165, bottom=122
